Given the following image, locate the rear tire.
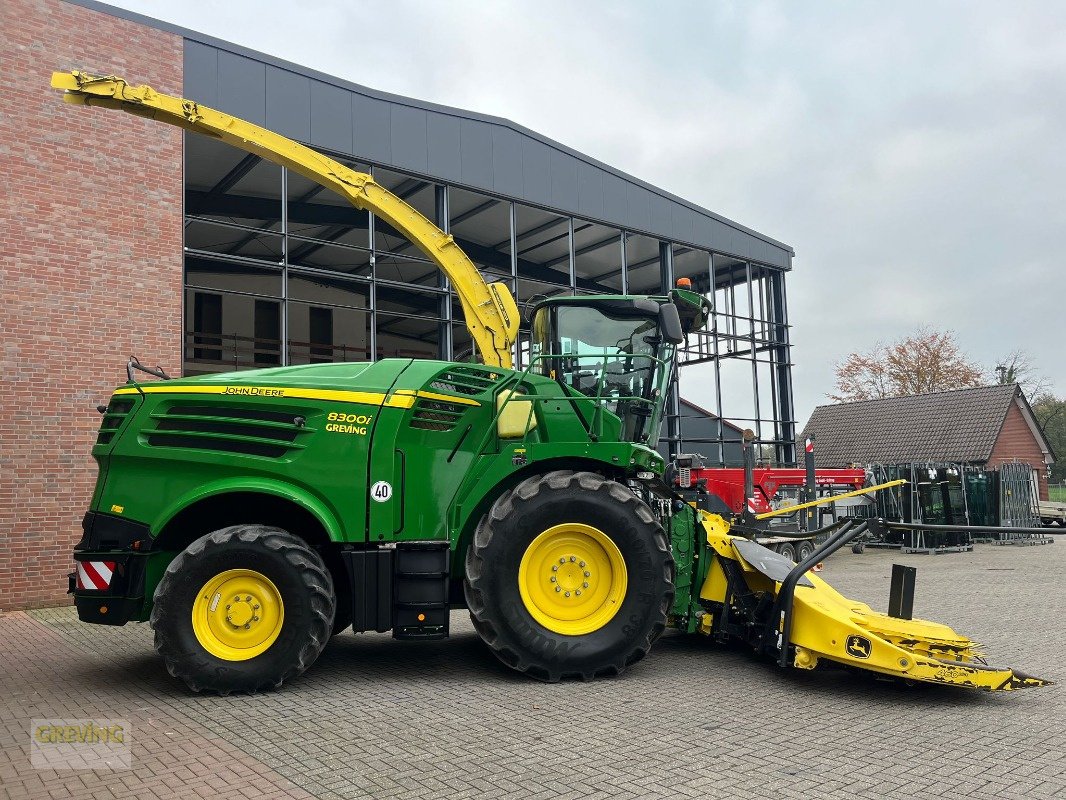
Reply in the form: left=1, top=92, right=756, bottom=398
left=464, top=470, right=673, bottom=682
left=151, top=525, right=335, bottom=694
left=777, top=541, right=798, bottom=562
left=797, top=540, right=816, bottom=562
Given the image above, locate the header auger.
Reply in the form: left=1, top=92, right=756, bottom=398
left=55, top=70, right=1048, bottom=694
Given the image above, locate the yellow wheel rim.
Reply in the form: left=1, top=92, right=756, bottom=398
left=518, top=523, right=627, bottom=636
left=191, top=569, right=284, bottom=661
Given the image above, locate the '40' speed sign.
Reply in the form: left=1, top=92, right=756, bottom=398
left=370, top=481, right=392, bottom=502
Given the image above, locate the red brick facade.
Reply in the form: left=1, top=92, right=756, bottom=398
left=0, top=0, right=183, bottom=609
left=988, top=401, right=1050, bottom=501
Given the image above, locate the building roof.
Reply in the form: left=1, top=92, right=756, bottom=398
left=678, top=397, right=746, bottom=435
left=68, top=0, right=793, bottom=269
left=799, top=384, right=1055, bottom=466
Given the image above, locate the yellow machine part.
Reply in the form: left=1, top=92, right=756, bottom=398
left=496, top=389, right=538, bottom=438
left=697, top=512, right=1049, bottom=692
left=50, top=71, right=520, bottom=369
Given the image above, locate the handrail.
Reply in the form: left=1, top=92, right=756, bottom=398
left=474, top=350, right=674, bottom=461
left=766, top=517, right=884, bottom=667
left=51, top=70, right=520, bottom=368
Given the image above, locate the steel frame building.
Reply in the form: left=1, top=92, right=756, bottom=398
left=94, top=0, right=798, bottom=465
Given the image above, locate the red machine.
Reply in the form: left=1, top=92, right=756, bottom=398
left=670, top=436, right=868, bottom=559
left=681, top=466, right=866, bottom=517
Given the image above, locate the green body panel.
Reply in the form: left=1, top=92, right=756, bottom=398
left=94, top=360, right=413, bottom=541
left=88, top=358, right=669, bottom=608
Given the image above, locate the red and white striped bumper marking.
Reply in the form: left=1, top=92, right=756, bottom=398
left=76, top=561, right=115, bottom=591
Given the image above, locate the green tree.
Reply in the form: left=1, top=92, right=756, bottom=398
left=1033, top=394, right=1066, bottom=485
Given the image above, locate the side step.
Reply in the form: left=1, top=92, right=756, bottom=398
left=392, top=542, right=450, bottom=640
left=341, top=542, right=451, bottom=640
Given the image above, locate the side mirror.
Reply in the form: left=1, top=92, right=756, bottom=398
left=658, top=303, right=684, bottom=344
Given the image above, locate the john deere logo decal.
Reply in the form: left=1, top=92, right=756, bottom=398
left=845, top=634, right=872, bottom=659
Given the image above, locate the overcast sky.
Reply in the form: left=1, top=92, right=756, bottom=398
left=109, top=0, right=1065, bottom=424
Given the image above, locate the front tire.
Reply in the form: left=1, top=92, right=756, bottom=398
left=464, top=471, right=673, bottom=682
left=151, top=525, right=335, bottom=694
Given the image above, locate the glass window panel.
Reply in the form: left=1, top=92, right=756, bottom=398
left=376, top=311, right=441, bottom=360
left=185, top=255, right=283, bottom=296
left=624, top=233, right=662, bottom=294
left=191, top=291, right=222, bottom=362
left=184, top=218, right=284, bottom=264
left=253, top=299, right=282, bottom=366
left=288, top=272, right=369, bottom=309
left=373, top=168, right=437, bottom=259
left=672, top=246, right=712, bottom=294
left=183, top=287, right=278, bottom=375
left=375, top=168, right=436, bottom=219
left=289, top=302, right=371, bottom=364
left=573, top=220, right=623, bottom=292
left=185, top=136, right=282, bottom=231
left=377, top=284, right=443, bottom=317
left=449, top=188, right=512, bottom=279
left=712, top=254, right=747, bottom=290
left=185, top=135, right=244, bottom=194
left=374, top=216, right=433, bottom=261
left=288, top=234, right=372, bottom=277
left=308, top=307, right=334, bottom=363
left=374, top=253, right=440, bottom=287
left=286, top=165, right=370, bottom=247
left=516, top=278, right=572, bottom=308
left=515, top=204, right=570, bottom=286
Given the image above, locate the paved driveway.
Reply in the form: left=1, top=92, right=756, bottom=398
left=1, top=542, right=1063, bottom=799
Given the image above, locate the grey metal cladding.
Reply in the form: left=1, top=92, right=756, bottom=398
left=459, top=119, right=493, bottom=189
left=218, top=51, right=265, bottom=125
left=309, top=80, right=352, bottom=155
left=672, top=204, right=695, bottom=246
left=183, top=40, right=218, bottom=108
left=602, top=172, right=628, bottom=223
left=550, top=151, right=579, bottom=211
left=626, top=183, right=651, bottom=232
left=353, top=94, right=392, bottom=166
left=693, top=214, right=717, bottom=249
left=576, top=160, right=604, bottom=219
left=426, top=113, right=461, bottom=183
left=649, top=193, right=673, bottom=239
left=265, top=66, right=309, bottom=142
left=521, top=138, right=551, bottom=206
left=172, top=36, right=793, bottom=265
left=390, top=104, right=428, bottom=174
left=491, top=127, right=523, bottom=197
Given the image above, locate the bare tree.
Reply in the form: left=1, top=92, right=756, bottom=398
left=830, top=327, right=984, bottom=403
left=993, top=349, right=1051, bottom=399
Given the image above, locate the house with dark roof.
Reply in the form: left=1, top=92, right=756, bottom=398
left=658, top=398, right=748, bottom=465
left=799, top=384, right=1055, bottom=500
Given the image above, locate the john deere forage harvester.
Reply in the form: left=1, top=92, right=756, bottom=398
left=55, top=71, right=1048, bottom=694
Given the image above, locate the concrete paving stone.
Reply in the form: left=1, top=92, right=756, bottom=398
left=2, top=544, right=1064, bottom=798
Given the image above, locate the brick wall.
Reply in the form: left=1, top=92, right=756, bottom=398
left=988, top=401, right=1050, bottom=501
left=0, top=0, right=183, bottom=609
